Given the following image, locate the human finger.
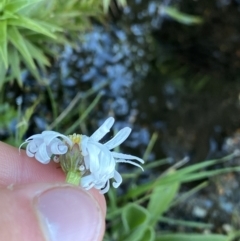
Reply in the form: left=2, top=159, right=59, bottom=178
left=0, top=182, right=105, bottom=241
left=0, top=141, right=106, bottom=216
left=0, top=142, right=65, bottom=186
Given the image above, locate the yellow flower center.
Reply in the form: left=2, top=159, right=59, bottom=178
left=68, top=133, right=81, bottom=144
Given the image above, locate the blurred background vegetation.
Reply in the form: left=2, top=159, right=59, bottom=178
left=1, top=0, right=240, bottom=240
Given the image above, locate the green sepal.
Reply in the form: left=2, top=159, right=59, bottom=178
left=66, top=171, right=81, bottom=186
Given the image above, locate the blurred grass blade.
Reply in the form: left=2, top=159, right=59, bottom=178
left=170, top=181, right=208, bottom=207
left=107, top=187, right=117, bottom=212
left=0, top=57, right=6, bottom=89
left=0, top=10, right=18, bottom=20
left=103, top=0, right=111, bottom=13
left=123, top=154, right=235, bottom=200
left=166, top=154, right=234, bottom=177
left=162, top=6, right=203, bottom=25
left=178, top=166, right=240, bottom=184
left=8, top=47, right=22, bottom=87
left=8, top=26, right=36, bottom=69
left=65, top=0, right=79, bottom=10
left=142, top=132, right=158, bottom=161
left=140, top=227, right=155, bottom=241
left=5, top=0, right=43, bottom=13
left=159, top=217, right=212, bottom=229
left=8, top=16, right=56, bottom=39
left=147, top=182, right=179, bottom=225
left=49, top=80, right=109, bottom=130
left=65, top=93, right=102, bottom=134
left=117, top=0, right=127, bottom=7
left=0, top=20, right=8, bottom=68
left=0, top=0, right=7, bottom=7
left=24, top=39, right=50, bottom=67
left=16, top=98, right=40, bottom=142
left=31, top=20, right=63, bottom=33
left=156, top=233, right=229, bottom=241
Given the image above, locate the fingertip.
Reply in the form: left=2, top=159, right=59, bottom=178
left=0, top=183, right=106, bottom=241
left=0, top=142, right=65, bottom=186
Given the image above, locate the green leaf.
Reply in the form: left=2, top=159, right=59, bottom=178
left=8, top=47, right=22, bottom=87
left=8, top=26, right=36, bottom=69
left=0, top=20, right=8, bottom=68
left=122, top=203, right=149, bottom=232
left=28, top=20, right=63, bottom=33
left=8, top=15, right=56, bottom=39
left=140, top=227, right=155, bottom=241
left=65, top=93, right=102, bottom=134
left=24, top=39, right=50, bottom=68
left=162, top=6, right=203, bottom=25
left=0, top=0, right=7, bottom=9
left=16, top=98, right=40, bottom=142
left=0, top=10, right=18, bottom=20
left=121, top=204, right=150, bottom=241
left=5, top=0, right=43, bottom=13
left=65, top=0, right=80, bottom=10
left=156, top=233, right=228, bottom=241
left=147, top=182, right=179, bottom=224
left=123, top=154, right=234, bottom=200
left=117, top=0, right=127, bottom=7
left=21, top=54, right=43, bottom=83
left=0, top=56, right=7, bottom=89
left=103, top=0, right=111, bottom=13
left=159, top=216, right=212, bottom=229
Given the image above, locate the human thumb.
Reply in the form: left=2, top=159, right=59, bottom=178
left=0, top=183, right=106, bottom=241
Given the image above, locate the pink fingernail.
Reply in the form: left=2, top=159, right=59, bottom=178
left=35, top=186, right=103, bottom=241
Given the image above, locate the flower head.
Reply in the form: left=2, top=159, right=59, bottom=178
left=20, top=117, right=144, bottom=194
left=19, top=131, right=72, bottom=164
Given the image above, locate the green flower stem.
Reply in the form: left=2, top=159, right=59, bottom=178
left=66, top=171, right=81, bottom=186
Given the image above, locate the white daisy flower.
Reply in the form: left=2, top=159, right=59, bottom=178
left=20, top=117, right=144, bottom=194
left=19, top=131, right=72, bottom=164
left=80, top=117, right=144, bottom=193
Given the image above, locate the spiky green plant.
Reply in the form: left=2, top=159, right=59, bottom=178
left=0, top=0, right=125, bottom=88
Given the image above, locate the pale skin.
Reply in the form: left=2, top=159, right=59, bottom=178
left=0, top=142, right=106, bottom=241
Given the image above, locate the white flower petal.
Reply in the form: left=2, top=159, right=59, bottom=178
left=42, top=131, right=72, bottom=146
left=83, top=155, right=90, bottom=170
left=80, top=135, right=89, bottom=156
left=94, top=181, right=105, bottom=189
left=90, top=117, right=115, bottom=141
left=86, top=143, right=101, bottom=173
left=98, top=150, right=115, bottom=175
left=100, top=180, right=110, bottom=194
left=111, top=152, right=144, bottom=163
left=112, top=170, right=122, bottom=188
left=35, top=151, right=50, bottom=164
left=116, top=159, right=144, bottom=171
left=81, top=175, right=95, bottom=190
left=26, top=144, right=35, bottom=157
left=25, top=134, right=44, bottom=142
left=28, top=142, right=38, bottom=153
left=35, top=143, right=51, bottom=164
left=104, top=127, right=131, bottom=150
left=50, top=141, right=68, bottom=155
left=21, top=131, right=72, bottom=164
left=79, top=119, right=144, bottom=193
left=21, top=118, right=144, bottom=194
left=19, top=136, right=43, bottom=151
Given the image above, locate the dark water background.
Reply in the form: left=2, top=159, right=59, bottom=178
left=3, top=0, right=240, bottom=233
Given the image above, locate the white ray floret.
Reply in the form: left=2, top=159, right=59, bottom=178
left=20, top=117, right=144, bottom=194
left=80, top=117, right=144, bottom=194
left=19, top=131, right=71, bottom=164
